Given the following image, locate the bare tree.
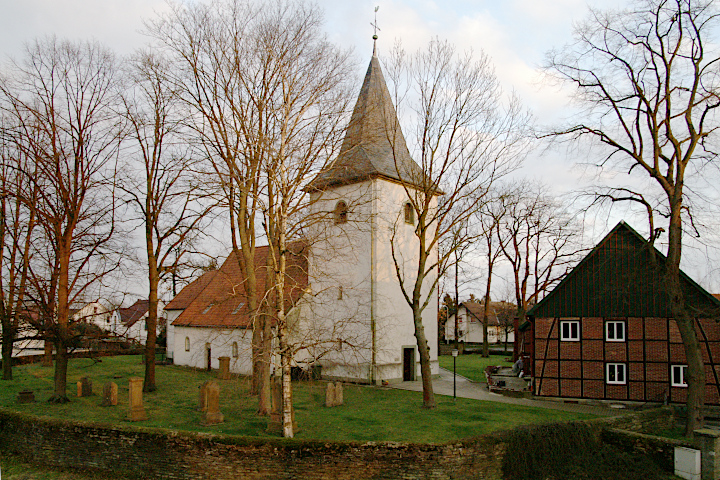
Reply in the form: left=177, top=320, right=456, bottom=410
left=496, top=182, right=582, bottom=324
left=385, top=39, right=530, bottom=408
left=0, top=37, right=123, bottom=402
left=0, top=116, right=37, bottom=380
left=148, top=0, right=353, bottom=429
left=121, top=50, right=213, bottom=392
left=545, top=0, right=720, bottom=434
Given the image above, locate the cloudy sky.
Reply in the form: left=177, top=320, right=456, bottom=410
left=2, top=0, right=718, bottom=297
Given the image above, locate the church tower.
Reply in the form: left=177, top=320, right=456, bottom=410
left=308, top=42, right=439, bottom=384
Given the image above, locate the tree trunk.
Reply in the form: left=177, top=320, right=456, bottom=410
left=49, top=343, right=69, bottom=403
left=414, top=311, right=436, bottom=408
left=666, top=201, right=704, bottom=435
left=280, top=329, right=294, bottom=438
left=1, top=319, right=14, bottom=380
left=144, top=263, right=159, bottom=393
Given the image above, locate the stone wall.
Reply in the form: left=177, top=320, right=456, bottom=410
left=0, top=407, right=675, bottom=480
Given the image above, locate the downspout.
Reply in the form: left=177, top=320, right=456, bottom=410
left=370, top=179, right=377, bottom=384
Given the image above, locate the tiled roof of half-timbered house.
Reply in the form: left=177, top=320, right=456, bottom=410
left=527, top=221, right=720, bottom=319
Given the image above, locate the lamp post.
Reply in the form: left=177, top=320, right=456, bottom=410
left=452, top=348, right=458, bottom=401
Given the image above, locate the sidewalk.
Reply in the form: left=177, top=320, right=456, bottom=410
left=389, top=367, right=623, bottom=417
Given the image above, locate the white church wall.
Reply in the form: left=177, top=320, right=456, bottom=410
left=172, top=326, right=254, bottom=375
left=165, top=309, right=181, bottom=360
left=372, top=180, right=439, bottom=380
left=306, top=178, right=439, bottom=383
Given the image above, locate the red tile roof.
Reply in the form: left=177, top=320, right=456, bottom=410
left=461, top=301, right=515, bottom=326
left=165, top=270, right=218, bottom=310
left=119, top=300, right=150, bottom=328
left=172, top=244, right=308, bottom=328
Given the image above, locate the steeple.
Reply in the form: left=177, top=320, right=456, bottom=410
left=309, top=46, right=425, bottom=191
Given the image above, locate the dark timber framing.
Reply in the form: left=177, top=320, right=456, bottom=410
left=526, top=222, right=720, bottom=405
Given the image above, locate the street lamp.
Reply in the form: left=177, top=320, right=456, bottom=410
left=452, top=348, right=459, bottom=401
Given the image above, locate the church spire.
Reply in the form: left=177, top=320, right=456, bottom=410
left=308, top=27, right=426, bottom=192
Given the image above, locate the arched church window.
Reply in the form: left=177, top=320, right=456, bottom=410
left=185, top=337, right=190, bottom=352
left=334, top=201, right=348, bottom=224
left=404, top=202, right=415, bottom=225
left=338, top=286, right=343, bottom=300
left=232, top=342, right=238, bottom=358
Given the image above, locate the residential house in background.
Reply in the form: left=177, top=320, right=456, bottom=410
left=525, top=221, right=720, bottom=405
left=71, top=300, right=116, bottom=331
left=445, top=301, right=515, bottom=345
left=117, top=299, right=165, bottom=345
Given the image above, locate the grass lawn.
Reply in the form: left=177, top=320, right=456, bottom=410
left=438, top=353, right=513, bottom=383
left=0, top=355, right=596, bottom=443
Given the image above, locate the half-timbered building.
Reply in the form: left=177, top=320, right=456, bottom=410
left=525, top=221, right=720, bottom=405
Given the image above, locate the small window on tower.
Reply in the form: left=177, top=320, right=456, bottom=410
left=338, top=286, right=343, bottom=300
left=404, top=203, right=414, bottom=225
left=334, top=201, right=348, bottom=224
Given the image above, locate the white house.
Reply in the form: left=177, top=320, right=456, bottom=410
left=71, top=300, right=116, bottom=331
left=445, top=301, right=515, bottom=345
left=117, top=299, right=165, bottom=345
left=168, top=47, right=439, bottom=384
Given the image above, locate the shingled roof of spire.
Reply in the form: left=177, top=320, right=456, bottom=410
left=309, top=54, right=429, bottom=191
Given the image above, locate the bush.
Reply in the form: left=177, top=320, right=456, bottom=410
left=501, top=422, right=679, bottom=480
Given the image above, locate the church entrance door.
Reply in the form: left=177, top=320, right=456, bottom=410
left=402, top=347, right=415, bottom=381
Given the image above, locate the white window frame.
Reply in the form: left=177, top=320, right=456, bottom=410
left=605, top=320, right=626, bottom=342
left=560, top=320, right=580, bottom=341
left=606, top=363, right=627, bottom=385
left=671, top=365, right=688, bottom=387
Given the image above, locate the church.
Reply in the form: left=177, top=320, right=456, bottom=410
left=166, top=45, right=439, bottom=385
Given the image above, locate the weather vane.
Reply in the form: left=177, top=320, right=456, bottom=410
left=371, top=6, right=380, bottom=56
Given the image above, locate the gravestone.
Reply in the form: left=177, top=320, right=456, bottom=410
left=17, top=390, right=35, bottom=404
left=201, top=380, right=224, bottom=425
left=198, top=380, right=211, bottom=412
left=101, top=382, right=118, bottom=407
left=218, top=356, right=231, bottom=380
left=334, top=382, right=344, bottom=406
left=80, top=376, right=92, bottom=397
left=325, top=382, right=336, bottom=407
left=126, top=377, right=147, bottom=421
left=325, top=382, right=344, bottom=407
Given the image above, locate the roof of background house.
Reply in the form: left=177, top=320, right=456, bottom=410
left=119, top=300, right=150, bottom=328
left=165, top=270, right=218, bottom=311
left=308, top=53, right=430, bottom=192
left=458, top=301, right=515, bottom=326
left=171, top=244, right=309, bottom=329
left=527, top=221, right=720, bottom=318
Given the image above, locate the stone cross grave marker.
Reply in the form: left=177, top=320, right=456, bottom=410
left=201, top=380, right=224, bottom=425
left=126, top=377, right=147, bottom=421
left=218, top=356, right=231, bottom=380
left=101, top=382, right=118, bottom=407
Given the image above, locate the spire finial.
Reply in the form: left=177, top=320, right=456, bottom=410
left=371, top=6, right=380, bottom=57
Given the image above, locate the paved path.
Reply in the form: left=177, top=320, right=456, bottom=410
left=389, top=368, right=624, bottom=417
